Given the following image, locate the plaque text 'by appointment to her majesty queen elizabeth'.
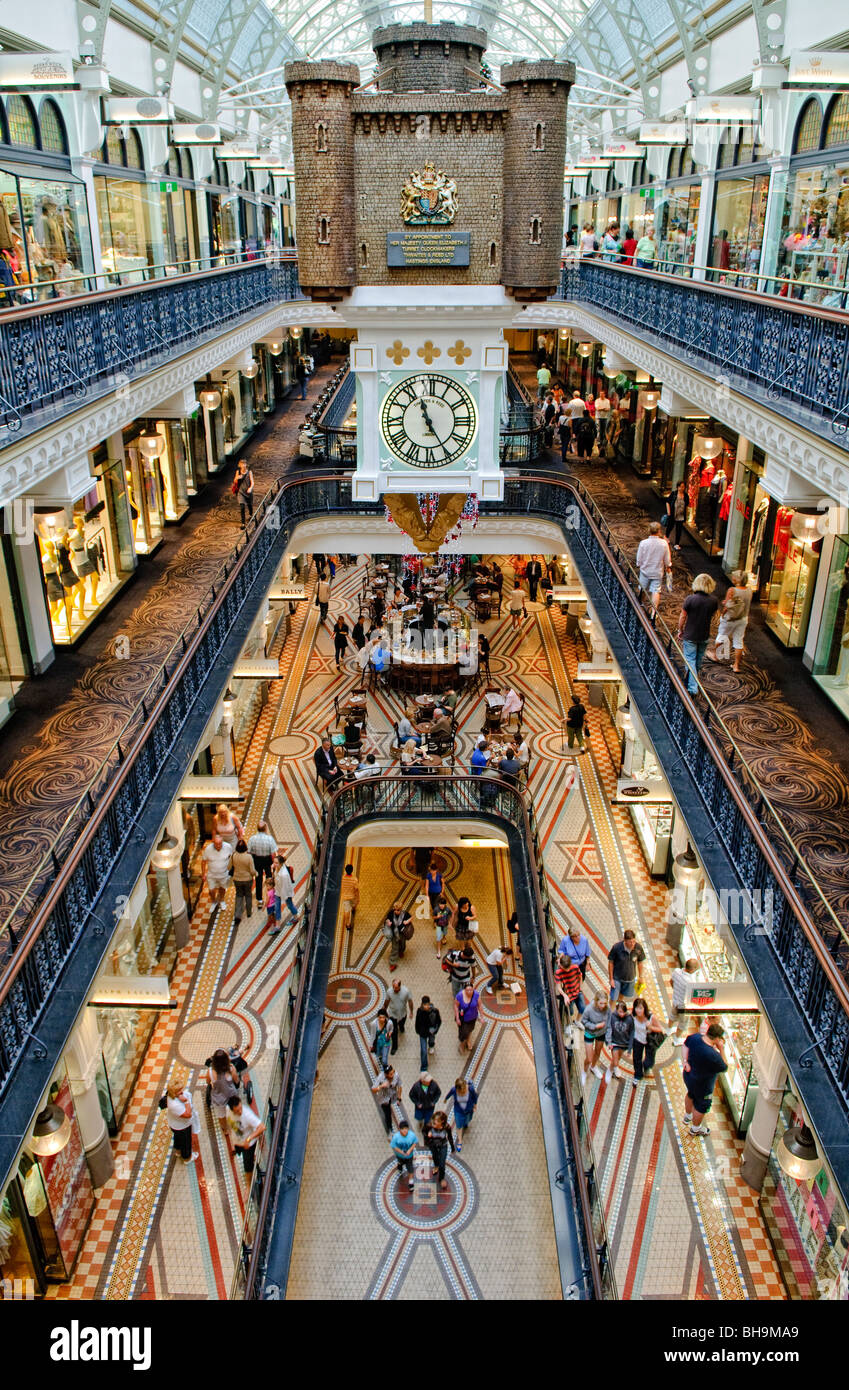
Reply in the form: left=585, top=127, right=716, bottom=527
left=386, top=231, right=471, bottom=266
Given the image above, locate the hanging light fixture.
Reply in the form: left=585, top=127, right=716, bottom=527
left=242, top=358, right=259, bottom=380
left=199, top=384, right=221, bottom=411
left=289, top=325, right=303, bottom=339
left=693, top=433, right=723, bottom=459
left=222, top=686, right=236, bottom=719
left=150, top=829, right=181, bottom=873
left=643, top=389, right=660, bottom=409
left=777, top=1121, right=821, bottom=1181
left=30, top=1102, right=72, bottom=1157
left=558, top=328, right=569, bottom=340
left=790, top=512, right=819, bottom=544
left=268, top=341, right=283, bottom=356
left=576, top=341, right=593, bottom=358
left=137, top=430, right=166, bottom=459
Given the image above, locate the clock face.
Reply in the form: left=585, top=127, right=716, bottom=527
left=380, top=373, right=478, bottom=468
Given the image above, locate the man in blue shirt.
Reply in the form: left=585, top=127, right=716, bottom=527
left=682, top=1023, right=728, bottom=1137
left=390, top=1119, right=417, bottom=1186
left=559, top=925, right=590, bottom=973
left=470, top=740, right=489, bottom=775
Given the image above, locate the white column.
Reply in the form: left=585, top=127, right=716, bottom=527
left=691, top=174, right=715, bottom=281
left=64, top=1013, right=114, bottom=1188
left=740, top=1030, right=787, bottom=1190
left=758, top=156, right=791, bottom=290
left=10, top=524, right=55, bottom=674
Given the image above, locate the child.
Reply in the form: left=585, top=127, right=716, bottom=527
left=434, top=895, right=451, bottom=961
left=264, top=881, right=279, bottom=932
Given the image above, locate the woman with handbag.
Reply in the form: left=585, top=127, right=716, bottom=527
left=204, top=1049, right=241, bottom=1136
left=231, top=839, right=256, bottom=926
left=450, top=896, right=478, bottom=947
left=708, top=570, right=752, bottom=673
left=233, top=459, right=254, bottom=527
left=445, top=1077, right=478, bottom=1152
left=631, top=997, right=666, bottom=1085
left=454, top=982, right=481, bottom=1054
left=422, top=1110, right=456, bottom=1189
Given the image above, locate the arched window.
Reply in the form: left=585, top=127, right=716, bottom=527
left=682, top=148, right=695, bottom=177
left=360, top=241, right=368, bottom=267
left=794, top=98, right=822, bottom=154
left=167, top=148, right=180, bottom=178
left=315, top=121, right=328, bottom=153
left=6, top=95, right=38, bottom=147
left=532, top=121, right=545, bottom=151
left=39, top=99, right=67, bottom=155
left=317, top=214, right=330, bottom=244
left=182, top=148, right=193, bottom=179
left=126, top=129, right=144, bottom=170
left=667, top=148, right=678, bottom=178
left=104, top=128, right=125, bottom=165
left=488, top=240, right=497, bottom=266
left=529, top=215, right=542, bottom=245
left=824, top=93, right=849, bottom=148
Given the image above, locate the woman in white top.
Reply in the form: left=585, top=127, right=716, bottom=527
left=165, top=1081, right=198, bottom=1162
left=401, top=739, right=418, bottom=767
left=579, top=223, right=596, bottom=256
left=630, top=998, right=666, bottom=1086
left=213, top=802, right=242, bottom=849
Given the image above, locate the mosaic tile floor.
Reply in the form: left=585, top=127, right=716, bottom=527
left=49, top=547, right=785, bottom=1300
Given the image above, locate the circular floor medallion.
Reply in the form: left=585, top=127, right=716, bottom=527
left=268, top=733, right=314, bottom=758
left=324, top=972, right=381, bottom=1021
left=178, top=1016, right=240, bottom=1066
left=375, top=1156, right=476, bottom=1234
left=477, top=977, right=528, bottom=1021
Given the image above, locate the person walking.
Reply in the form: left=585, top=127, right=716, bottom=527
left=332, top=616, right=350, bottom=670
left=709, top=570, right=752, bottom=673
left=594, top=388, right=611, bottom=447
left=509, top=581, right=526, bottom=629
left=608, top=929, right=646, bottom=1002
left=247, top=820, right=277, bottom=907
left=165, top=1081, right=197, bottom=1163
left=231, top=839, right=256, bottom=927
left=445, top=1077, right=478, bottom=1152
left=204, top=1049, right=241, bottom=1136
left=202, top=832, right=232, bottom=910
left=351, top=612, right=366, bottom=651
left=369, top=1011, right=395, bottom=1070
left=668, top=957, right=701, bottom=1044
left=485, top=944, right=512, bottom=994
left=226, top=1094, right=265, bottom=1176
left=580, top=994, right=610, bottom=1083
left=382, top=900, right=413, bottom=971
left=682, top=1022, right=728, bottom=1136
left=636, top=521, right=672, bottom=613
left=316, top=571, right=331, bottom=623
left=386, top=977, right=414, bottom=1054
left=455, top=981, right=481, bottom=1054
left=622, top=227, right=637, bottom=265
left=676, top=574, right=719, bottom=694
left=410, top=1072, right=441, bottom=1132
left=555, top=951, right=586, bottom=1020
left=340, top=862, right=360, bottom=930
left=371, top=1062, right=403, bottom=1135
left=664, top=480, right=687, bottom=550
left=566, top=693, right=588, bottom=753
left=558, top=411, right=573, bottom=465
left=449, top=896, right=478, bottom=947
left=559, top=925, right=590, bottom=979
left=271, top=853, right=298, bottom=934
left=443, top=944, right=475, bottom=998
left=525, top=556, right=543, bottom=602
left=433, top=895, right=451, bottom=960
left=295, top=353, right=309, bottom=399
left=604, top=999, right=635, bottom=1082
left=415, top=996, right=442, bottom=1070
left=505, top=908, right=522, bottom=962
left=536, top=361, right=551, bottom=400
left=390, top=1119, right=417, bottom=1187
left=575, top=414, right=596, bottom=461
left=422, top=1110, right=455, bottom=1189
left=423, top=860, right=444, bottom=917
left=602, top=221, right=622, bottom=262
left=635, top=228, right=657, bottom=269
left=630, top=997, right=666, bottom=1086
left=233, top=459, right=254, bottom=527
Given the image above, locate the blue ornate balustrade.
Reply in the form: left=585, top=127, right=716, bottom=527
left=233, top=774, right=611, bottom=1302
left=0, top=257, right=303, bottom=439
left=555, top=260, right=849, bottom=449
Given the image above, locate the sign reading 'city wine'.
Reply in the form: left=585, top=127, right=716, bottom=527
left=387, top=232, right=471, bottom=267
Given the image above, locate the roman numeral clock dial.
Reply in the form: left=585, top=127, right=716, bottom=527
left=380, top=373, right=478, bottom=468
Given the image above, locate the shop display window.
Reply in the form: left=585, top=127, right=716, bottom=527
left=0, top=168, right=90, bottom=303
left=709, top=173, right=769, bottom=281
left=655, top=182, right=700, bottom=273
left=629, top=802, right=673, bottom=877
left=160, top=185, right=199, bottom=270
left=93, top=176, right=155, bottom=282
left=777, top=162, right=849, bottom=306
left=764, top=508, right=820, bottom=648
left=685, top=440, right=736, bottom=554
left=0, top=536, right=27, bottom=720
left=125, top=434, right=165, bottom=554
left=761, top=1090, right=849, bottom=1299
left=157, top=419, right=191, bottom=517
left=722, top=451, right=766, bottom=579
left=36, top=474, right=134, bottom=646
left=812, top=535, right=849, bottom=714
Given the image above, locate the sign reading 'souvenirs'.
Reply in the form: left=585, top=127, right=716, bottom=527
left=387, top=232, right=471, bottom=267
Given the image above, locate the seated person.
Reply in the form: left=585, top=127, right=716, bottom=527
left=400, top=739, right=419, bottom=767
left=515, top=736, right=530, bottom=768
left=429, top=709, right=452, bottom=738
left=441, top=688, right=459, bottom=712
left=470, top=739, right=490, bottom=775
left=397, top=713, right=421, bottom=746
left=314, top=738, right=342, bottom=786
left=478, top=634, right=491, bottom=666
left=498, top=746, right=521, bottom=784
left=502, top=687, right=523, bottom=721
left=344, top=716, right=362, bottom=746
left=371, top=640, right=391, bottom=673
left=355, top=753, right=381, bottom=779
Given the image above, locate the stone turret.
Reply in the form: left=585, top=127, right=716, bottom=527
left=285, top=61, right=359, bottom=301
left=501, top=60, right=575, bottom=301
left=372, top=22, right=488, bottom=94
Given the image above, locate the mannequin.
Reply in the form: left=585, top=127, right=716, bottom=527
left=40, top=537, right=71, bottom=631
left=58, top=529, right=85, bottom=619
left=69, top=515, right=99, bottom=608
left=125, top=468, right=139, bottom=543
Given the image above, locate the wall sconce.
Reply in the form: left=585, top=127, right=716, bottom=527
left=30, top=1102, right=72, bottom=1157
left=576, top=341, right=593, bottom=358
left=289, top=325, right=303, bottom=339
left=268, top=341, right=283, bottom=356
left=643, top=390, right=660, bottom=409
left=222, top=686, right=236, bottom=720
left=693, top=433, right=723, bottom=459
left=790, top=512, right=819, bottom=544
left=199, top=386, right=221, bottom=412
left=150, top=829, right=181, bottom=873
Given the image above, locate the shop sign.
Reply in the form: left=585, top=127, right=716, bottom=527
left=603, top=141, right=644, bottom=158
left=576, top=153, right=612, bottom=168
left=689, top=96, right=760, bottom=124
left=0, top=51, right=75, bottom=88
left=39, top=1076, right=95, bottom=1272
left=690, top=985, right=718, bottom=1006
left=171, top=121, right=221, bottom=144
left=639, top=121, right=686, bottom=144
left=788, top=51, right=849, bottom=86
left=105, top=97, right=175, bottom=124
left=217, top=139, right=258, bottom=159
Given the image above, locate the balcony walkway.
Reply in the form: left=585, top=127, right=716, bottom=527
left=513, top=357, right=849, bottom=932
left=0, top=362, right=339, bottom=933
left=47, top=558, right=781, bottom=1300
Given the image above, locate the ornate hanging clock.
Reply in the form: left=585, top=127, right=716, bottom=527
left=380, top=373, right=478, bottom=468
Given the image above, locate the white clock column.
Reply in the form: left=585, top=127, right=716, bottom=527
left=351, top=341, right=380, bottom=501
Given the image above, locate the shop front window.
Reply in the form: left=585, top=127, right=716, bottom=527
left=763, top=507, right=820, bottom=647
left=0, top=169, right=90, bottom=303
left=709, top=173, right=770, bottom=282
left=160, top=185, right=199, bottom=270
left=685, top=438, right=736, bottom=555
left=812, top=535, right=849, bottom=714
left=125, top=435, right=165, bottom=554
left=94, top=176, right=155, bottom=282
left=777, top=162, right=849, bottom=307
left=723, top=449, right=767, bottom=578
left=654, top=182, right=700, bottom=274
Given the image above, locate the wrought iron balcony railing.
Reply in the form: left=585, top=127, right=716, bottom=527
left=231, top=773, right=612, bottom=1302
left=0, top=255, right=304, bottom=441
left=554, top=259, right=849, bottom=449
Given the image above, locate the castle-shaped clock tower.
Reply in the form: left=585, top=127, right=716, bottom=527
left=286, top=24, right=574, bottom=502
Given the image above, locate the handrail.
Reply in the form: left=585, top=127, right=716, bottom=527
left=562, top=253, right=849, bottom=319
left=238, top=773, right=608, bottom=1301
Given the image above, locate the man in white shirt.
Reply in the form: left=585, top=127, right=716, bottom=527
left=566, top=391, right=587, bottom=421
left=271, top=855, right=298, bottom=935
left=668, top=957, right=701, bottom=1043
left=635, top=521, right=672, bottom=611
left=515, top=736, right=530, bottom=769
left=247, top=820, right=277, bottom=907
left=485, top=945, right=512, bottom=994
left=202, top=833, right=232, bottom=906
left=226, top=1095, right=265, bottom=1174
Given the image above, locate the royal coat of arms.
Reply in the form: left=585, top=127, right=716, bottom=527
left=401, top=162, right=458, bottom=225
